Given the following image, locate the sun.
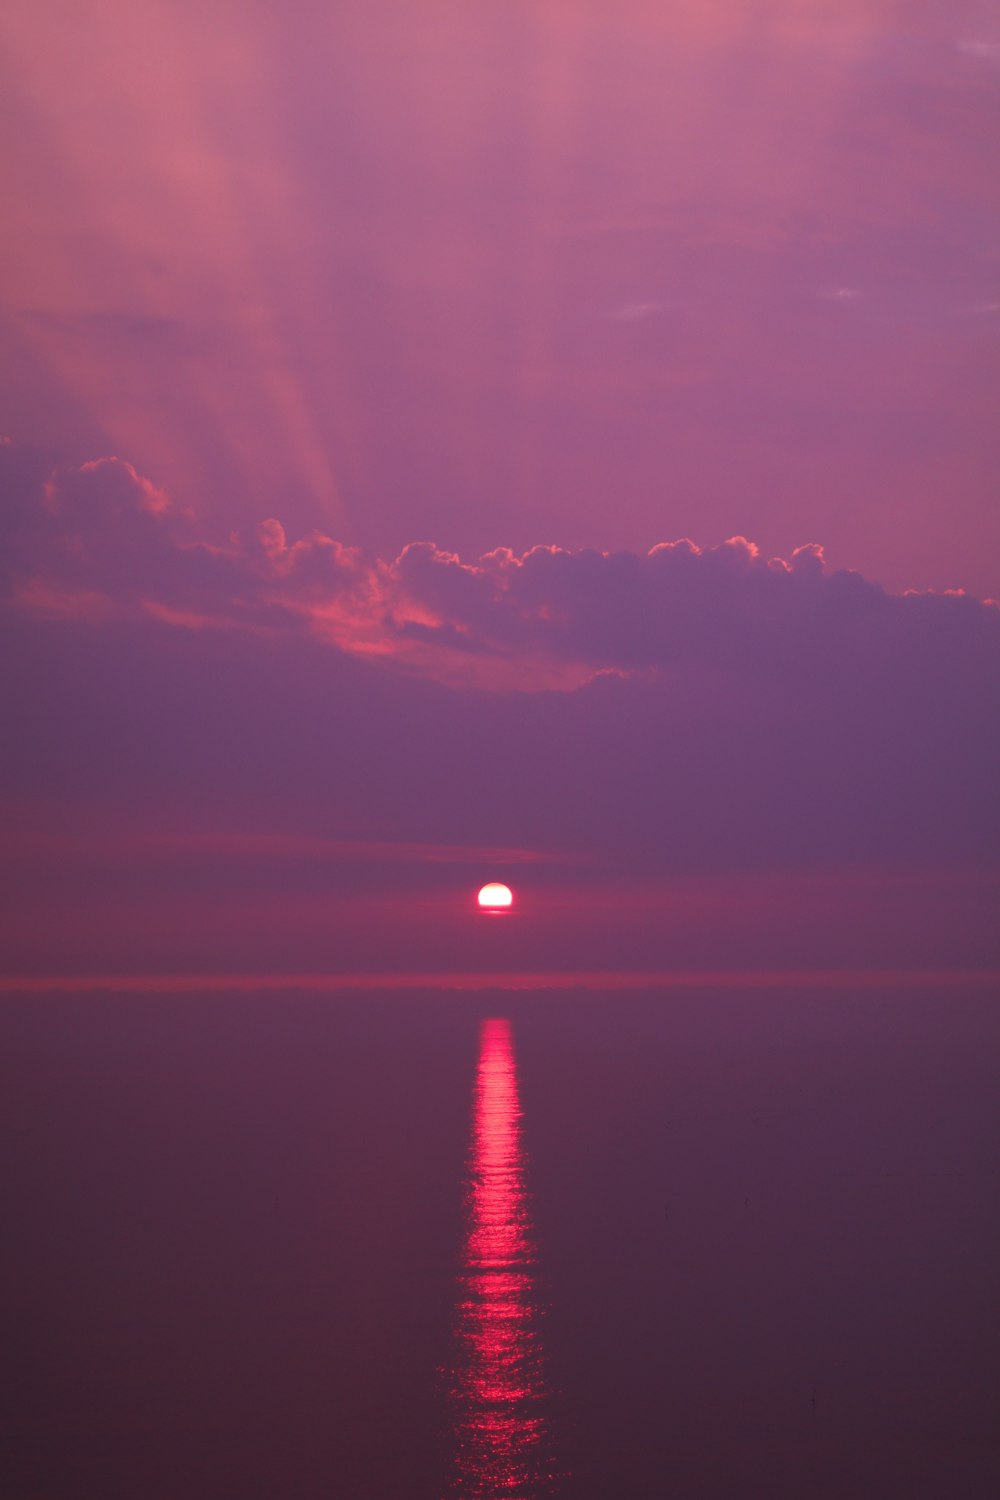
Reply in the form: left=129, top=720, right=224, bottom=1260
left=477, top=882, right=513, bottom=909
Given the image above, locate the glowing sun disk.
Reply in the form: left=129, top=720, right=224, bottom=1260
left=477, top=882, right=513, bottom=909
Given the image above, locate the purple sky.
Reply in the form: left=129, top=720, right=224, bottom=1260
left=1, top=1, right=998, bottom=978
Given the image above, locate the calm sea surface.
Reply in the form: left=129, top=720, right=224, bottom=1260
left=3, top=983, right=999, bottom=1498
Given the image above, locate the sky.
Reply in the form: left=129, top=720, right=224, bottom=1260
left=2, top=0, right=999, bottom=980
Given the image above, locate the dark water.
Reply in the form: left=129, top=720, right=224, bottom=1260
left=3, top=984, right=999, bottom=1498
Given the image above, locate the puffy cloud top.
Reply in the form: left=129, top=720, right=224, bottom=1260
left=2, top=448, right=998, bottom=887
left=4, top=449, right=998, bottom=694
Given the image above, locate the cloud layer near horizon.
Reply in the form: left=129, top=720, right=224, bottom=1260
left=5, top=448, right=999, bottom=694
left=3, top=450, right=999, bottom=977
left=3, top=446, right=998, bottom=909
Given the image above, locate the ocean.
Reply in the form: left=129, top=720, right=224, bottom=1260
left=3, top=981, right=998, bottom=1498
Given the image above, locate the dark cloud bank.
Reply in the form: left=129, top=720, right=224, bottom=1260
left=1, top=448, right=997, bottom=974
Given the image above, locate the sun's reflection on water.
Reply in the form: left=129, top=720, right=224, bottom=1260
left=447, top=1017, right=553, bottom=1498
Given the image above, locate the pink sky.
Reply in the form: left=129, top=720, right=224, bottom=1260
left=2, top=0, right=999, bottom=595
left=2, top=2, right=999, bottom=980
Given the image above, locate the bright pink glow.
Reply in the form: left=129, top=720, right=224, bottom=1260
left=449, top=1017, right=551, bottom=1497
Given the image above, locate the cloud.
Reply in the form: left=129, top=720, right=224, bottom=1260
left=6, top=449, right=998, bottom=697
left=2, top=449, right=367, bottom=636
left=2, top=454, right=999, bottom=978
left=957, top=39, right=1000, bottom=64
left=2, top=446, right=998, bottom=899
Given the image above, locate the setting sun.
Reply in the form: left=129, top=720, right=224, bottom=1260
left=477, top=882, right=513, bottom=909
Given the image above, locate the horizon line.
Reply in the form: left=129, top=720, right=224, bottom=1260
left=1, top=968, right=998, bottom=995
